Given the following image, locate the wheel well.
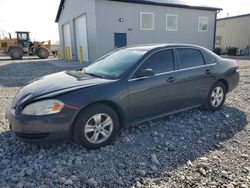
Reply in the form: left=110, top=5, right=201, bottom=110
left=217, top=79, right=229, bottom=92
left=71, top=101, right=126, bottom=135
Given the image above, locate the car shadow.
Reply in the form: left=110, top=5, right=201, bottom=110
left=0, top=61, right=76, bottom=87
left=0, top=106, right=248, bottom=187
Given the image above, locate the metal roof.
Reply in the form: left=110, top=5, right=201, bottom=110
left=217, top=13, right=250, bottom=21
left=55, top=0, right=222, bottom=22
left=55, top=0, right=65, bottom=23
left=110, top=0, right=221, bottom=10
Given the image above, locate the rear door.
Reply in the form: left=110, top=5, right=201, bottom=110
left=201, top=50, right=218, bottom=93
left=128, top=49, right=180, bottom=121
left=175, top=48, right=215, bottom=108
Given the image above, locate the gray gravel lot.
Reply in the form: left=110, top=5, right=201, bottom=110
left=0, top=58, right=249, bottom=188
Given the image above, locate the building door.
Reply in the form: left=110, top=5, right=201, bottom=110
left=63, top=23, right=72, bottom=59
left=114, top=33, right=127, bottom=48
left=74, top=14, right=89, bottom=61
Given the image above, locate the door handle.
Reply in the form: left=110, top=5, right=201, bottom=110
left=205, top=69, right=212, bottom=75
left=167, top=77, right=176, bottom=83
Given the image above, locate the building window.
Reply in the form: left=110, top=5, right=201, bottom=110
left=166, top=14, right=178, bottom=31
left=198, top=16, right=208, bottom=31
left=140, top=12, right=154, bottom=30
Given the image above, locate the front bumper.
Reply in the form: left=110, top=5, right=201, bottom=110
left=7, top=108, right=74, bottom=142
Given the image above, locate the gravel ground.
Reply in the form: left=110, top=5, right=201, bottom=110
left=0, top=59, right=249, bottom=188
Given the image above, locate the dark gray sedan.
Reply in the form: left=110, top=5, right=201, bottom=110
left=7, top=44, right=239, bottom=148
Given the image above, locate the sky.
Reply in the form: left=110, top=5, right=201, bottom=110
left=0, top=0, right=60, bottom=44
left=0, top=0, right=249, bottom=44
left=191, top=0, right=250, bottom=18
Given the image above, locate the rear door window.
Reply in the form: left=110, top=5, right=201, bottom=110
left=138, top=49, right=175, bottom=74
left=177, top=48, right=205, bottom=69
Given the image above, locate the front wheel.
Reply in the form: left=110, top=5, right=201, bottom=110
left=204, top=82, right=226, bottom=111
left=37, top=48, right=49, bottom=59
left=73, top=104, right=120, bottom=149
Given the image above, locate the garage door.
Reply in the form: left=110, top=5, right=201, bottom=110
left=74, top=14, right=89, bottom=62
left=63, top=23, right=72, bottom=59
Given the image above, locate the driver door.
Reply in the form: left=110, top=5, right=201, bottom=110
left=128, top=49, right=180, bottom=121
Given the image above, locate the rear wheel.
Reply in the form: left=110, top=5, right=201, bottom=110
left=73, top=104, right=120, bottom=149
left=37, top=48, right=49, bottom=59
left=204, top=82, right=226, bottom=111
left=9, top=48, right=24, bottom=60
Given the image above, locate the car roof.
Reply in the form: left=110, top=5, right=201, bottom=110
left=126, top=43, right=222, bottom=59
left=126, top=43, right=205, bottom=51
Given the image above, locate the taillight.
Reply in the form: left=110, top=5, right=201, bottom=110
left=235, top=62, right=240, bottom=72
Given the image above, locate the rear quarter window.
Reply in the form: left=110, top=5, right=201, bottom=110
left=177, top=48, right=205, bottom=69
left=202, top=51, right=217, bottom=64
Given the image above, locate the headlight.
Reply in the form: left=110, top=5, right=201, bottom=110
left=22, top=99, right=64, bottom=115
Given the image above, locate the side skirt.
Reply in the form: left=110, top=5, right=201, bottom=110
left=129, top=105, right=201, bottom=126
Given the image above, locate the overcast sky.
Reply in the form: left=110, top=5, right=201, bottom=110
left=0, top=0, right=249, bottom=44
left=0, top=0, right=60, bottom=44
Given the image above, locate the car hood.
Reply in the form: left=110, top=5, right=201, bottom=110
left=12, top=70, right=113, bottom=107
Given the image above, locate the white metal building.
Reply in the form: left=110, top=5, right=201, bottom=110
left=216, top=13, right=250, bottom=52
left=55, top=0, right=221, bottom=62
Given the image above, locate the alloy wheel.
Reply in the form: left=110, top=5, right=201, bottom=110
left=84, top=113, right=113, bottom=144
left=210, top=86, right=224, bottom=107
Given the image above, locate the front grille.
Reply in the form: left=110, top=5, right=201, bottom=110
left=15, top=132, right=50, bottom=139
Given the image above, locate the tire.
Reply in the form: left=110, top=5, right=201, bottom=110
left=37, top=48, right=49, bottom=59
left=73, top=104, right=120, bottom=149
left=204, top=81, right=226, bottom=111
left=9, top=48, right=24, bottom=60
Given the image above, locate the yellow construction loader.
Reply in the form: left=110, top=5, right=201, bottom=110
left=0, top=31, right=51, bottom=60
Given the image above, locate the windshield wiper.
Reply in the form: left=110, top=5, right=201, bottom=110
left=81, top=68, right=105, bottom=79
left=84, top=72, right=104, bottom=79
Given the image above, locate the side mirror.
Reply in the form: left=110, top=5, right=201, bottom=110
left=135, top=68, right=155, bottom=78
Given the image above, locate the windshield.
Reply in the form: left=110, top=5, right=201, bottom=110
left=84, top=48, right=147, bottom=79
